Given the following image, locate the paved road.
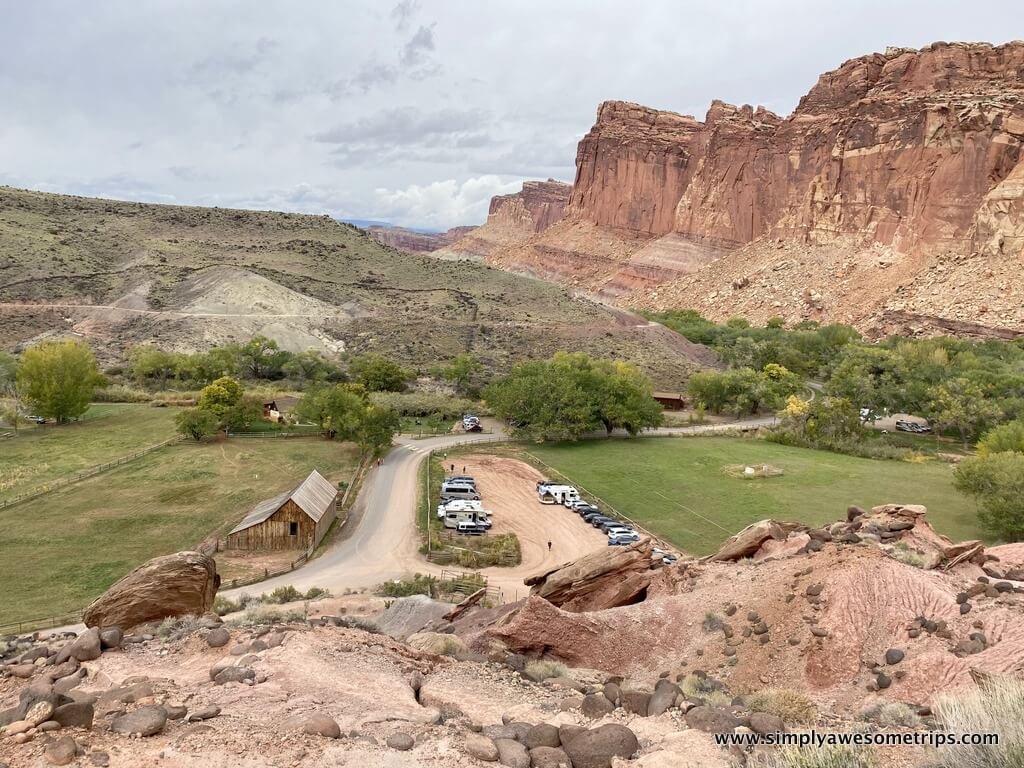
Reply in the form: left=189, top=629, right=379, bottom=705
left=224, top=416, right=775, bottom=600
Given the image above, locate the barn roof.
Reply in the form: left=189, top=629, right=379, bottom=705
left=229, top=470, right=337, bottom=535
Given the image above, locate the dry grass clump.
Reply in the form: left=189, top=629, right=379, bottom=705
left=746, top=688, right=817, bottom=725
left=679, top=673, right=732, bottom=708
left=763, top=746, right=876, bottom=768
left=931, top=676, right=1024, bottom=768
left=860, top=701, right=921, bottom=728
left=525, top=659, right=568, bottom=681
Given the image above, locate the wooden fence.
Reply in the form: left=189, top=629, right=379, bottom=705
left=0, top=436, right=183, bottom=511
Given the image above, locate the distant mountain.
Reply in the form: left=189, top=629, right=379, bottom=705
left=341, top=218, right=441, bottom=235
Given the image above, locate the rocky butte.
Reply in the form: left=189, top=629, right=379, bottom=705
left=442, top=41, right=1024, bottom=337
left=367, top=224, right=478, bottom=254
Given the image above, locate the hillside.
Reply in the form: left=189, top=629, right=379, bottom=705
left=0, top=186, right=706, bottom=385
left=366, top=224, right=477, bottom=254
left=441, top=42, right=1024, bottom=338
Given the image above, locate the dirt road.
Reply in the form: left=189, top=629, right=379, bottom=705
left=224, top=417, right=775, bottom=602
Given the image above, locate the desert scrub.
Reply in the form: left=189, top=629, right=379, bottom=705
left=379, top=573, right=439, bottom=598
left=679, top=674, right=732, bottom=708
left=746, top=688, right=817, bottom=725
left=860, top=701, right=921, bottom=728
left=525, top=659, right=568, bottom=681
left=931, top=675, right=1024, bottom=768
left=763, top=746, right=876, bottom=768
left=888, top=542, right=927, bottom=568
left=156, top=614, right=202, bottom=640
left=234, top=604, right=307, bottom=626
left=702, top=611, right=724, bottom=632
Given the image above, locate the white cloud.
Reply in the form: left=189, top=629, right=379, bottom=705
left=0, top=2, right=1021, bottom=228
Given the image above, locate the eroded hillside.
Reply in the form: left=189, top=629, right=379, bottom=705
left=0, top=187, right=705, bottom=385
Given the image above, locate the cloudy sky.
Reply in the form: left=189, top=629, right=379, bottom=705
left=1, top=1, right=1021, bottom=230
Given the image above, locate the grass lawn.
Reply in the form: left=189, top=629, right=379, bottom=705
left=527, top=436, right=983, bottom=556
left=0, top=403, right=179, bottom=502
left=0, top=438, right=359, bottom=624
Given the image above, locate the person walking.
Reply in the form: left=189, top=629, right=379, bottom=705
left=547, top=540, right=552, bottom=552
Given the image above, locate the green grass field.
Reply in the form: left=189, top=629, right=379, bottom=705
left=527, top=437, right=983, bottom=556
left=0, top=403, right=179, bottom=502
left=0, top=438, right=358, bottom=624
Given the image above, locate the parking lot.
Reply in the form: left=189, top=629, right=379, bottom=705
left=448, top=454, right=607, bottom=580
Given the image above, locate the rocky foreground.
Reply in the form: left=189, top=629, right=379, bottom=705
left=2, top=504, right=1023, bottom=767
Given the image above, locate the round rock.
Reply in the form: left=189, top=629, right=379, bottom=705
left=303, top=713, right=341, bottom=738
left=562, top=723, right=639, bottom=768
left=386, top=732, right=415, bottom=751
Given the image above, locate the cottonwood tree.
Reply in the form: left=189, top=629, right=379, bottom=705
left=348, top=353, right=411, bottom=392
left=927, top=378, right=1003, bottom=447
left=294, top=384, right=366, bottom=439
left=175, top=408, right=218, bottom=441
left=977, top=419, right=1024, bottom=456
left=954, top=452, right=1024, bottom=540
left=16, top=339, right=102, bottom=423
left=197, top=376, right=244, bottom=420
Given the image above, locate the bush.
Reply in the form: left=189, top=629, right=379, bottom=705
left=702, top=611, right=724, bottom=632
left=679, top=674, right=732, bottom=708
left=156, top=615, right=202, bottom=640
left=525, top=659, right=568, bottom=681
left=235, top=604, right=307, bottom=625
left=265, top=585, right=304, bottom=604
left=746, top=688, right=817, bottom=724
left=931, top=675, right=1024, bottom=768
left=379, top=574, right=438, bottom=598
left=860, top=701, right=921, bottom=728
left=889, top=542, right=927, bottom=568
left=763, top=746, right=876, bottom=768
left=304, top=587, right=330, bottom=600
left=369, top=391, right=480, bottom=420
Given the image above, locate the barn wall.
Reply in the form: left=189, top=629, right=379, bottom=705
left=312, top=498, right=338, bottom=550
left=226, top=499, right=316, bottom=551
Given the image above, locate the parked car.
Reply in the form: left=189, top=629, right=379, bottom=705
left=455, top=520, right=486, bottom=536
left=446, top=475, right=476, bottom=484
left=895, top=419, right=930, bottom=433
left=440, top=483, right=481, bottom=501
left=27, top=416, right=45, bottom=424
left=590, top=516, right=616, bottom=529
left=605, top=525, right=635, bottom=537
left=575, top=504, right=600, bottom=516
left=581, top=510, right=607, bottom=523
left=567, top=500, right=596, bottom=512
left=608, top=534, right=639, bottom=546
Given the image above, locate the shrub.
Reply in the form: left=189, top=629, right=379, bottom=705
left=379, top=573, right=438, bottom=598
left=235, top=604, right=307, bottom=626
left=92, top=385, right=152, bottom=403
left=746, top=688, right=818, bottom=725
left=763, top=746, right=876, bottom=768
left=931, top=675, right=1024, bottom=768
left=156, top=615, right=202, bottom=640
left=304, top=587, right=330, bottom=600
left=889, top=542, right=927, bottom=568
left=265, top=585, right=304, bottom=604
left=860, top=701, right=921, bottom=728
left=213, top=596, right=241, bottom=616
left=702, top=611, right=724, bottom=632
left=525, top=659, right=568, bottom=681
left=679, top=674, right=732, bottom=707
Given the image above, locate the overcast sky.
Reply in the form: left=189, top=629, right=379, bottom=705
left=1, top=2, right=1021, bottom=230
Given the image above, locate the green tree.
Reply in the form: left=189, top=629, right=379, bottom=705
left=926, top=378, right=1003, bottom=447
left=977, top=419, right=1024, bottom=456
left=592, top=359, right=664, bottom=435
left=222, top=394, right=264, bottom=432
left=954, top=452, right=1024, bottom=540
left=175, top=408, right=218, bottom=441
left=294, top=384, right=366, bottom=439
left=348, top=353, right=411, bottom=392
left=437, top=353, right=484, bottom=396
left=356, top=404, right=400, bottom=456
left=236, top=336, right=290, bottom=379
left=129, top=345, right=182, bottom=387
left=16, top=339, right=101, bottom=423
left=197, top=376, right=244, bottom=420
left=178, top=347, right=241, bottom=385
left=282, top=350, right=343, bottom=387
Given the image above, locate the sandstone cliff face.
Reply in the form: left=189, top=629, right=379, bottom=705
left=433, top=179, right=571, bottom=262
left=367, top=224, right=477, bottom=254
left=458, top=41, right=1024, bottom=336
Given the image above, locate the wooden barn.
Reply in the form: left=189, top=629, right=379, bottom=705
left=652, top=391, right=687, bottom=411
left=226, top=470, right=337, bottom=551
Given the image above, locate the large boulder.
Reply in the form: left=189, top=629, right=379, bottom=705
left=525, top=540, right=654, bottom=612
left=710, top=520, right=787, bottom=562
left=83, top=551, right=219, bottom=630
left=562, top=723, right=639, bottom=768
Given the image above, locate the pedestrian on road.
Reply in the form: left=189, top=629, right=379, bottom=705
left=451, top=463, right=455, bottom=472
left=377, top=457, right=382, bottom=467
left=462, top=465, right=466, bottom=473
left=547, top=540, right=552, bottom=552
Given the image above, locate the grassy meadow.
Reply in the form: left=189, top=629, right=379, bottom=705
left=0, top=424, right=358, bottom=624
left=527, top=436, right=982, bottom=556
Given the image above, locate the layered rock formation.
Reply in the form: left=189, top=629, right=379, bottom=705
left=366, top=224, right=477, bottom=254
left=433, top=179, right=571, bottom=262
left=446, top=41, right=1024, bottom=336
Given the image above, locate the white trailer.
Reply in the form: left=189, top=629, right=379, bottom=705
left=538, top=483, right=580, bottom=506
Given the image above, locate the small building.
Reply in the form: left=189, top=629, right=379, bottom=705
left=653, top=391, right=687, bottom=411
left=226, top=470, right=337, bottom=551
left=262, top=401, right=282, bottom=423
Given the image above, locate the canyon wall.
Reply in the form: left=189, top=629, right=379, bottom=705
left=449, top=41, right=1024, bottom=335
left=432, top=179, right=571, bottom=262
left=367, top=224, right=477, bottom=254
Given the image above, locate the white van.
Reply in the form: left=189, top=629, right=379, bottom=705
left=441, top=482, right=481, bottom=501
